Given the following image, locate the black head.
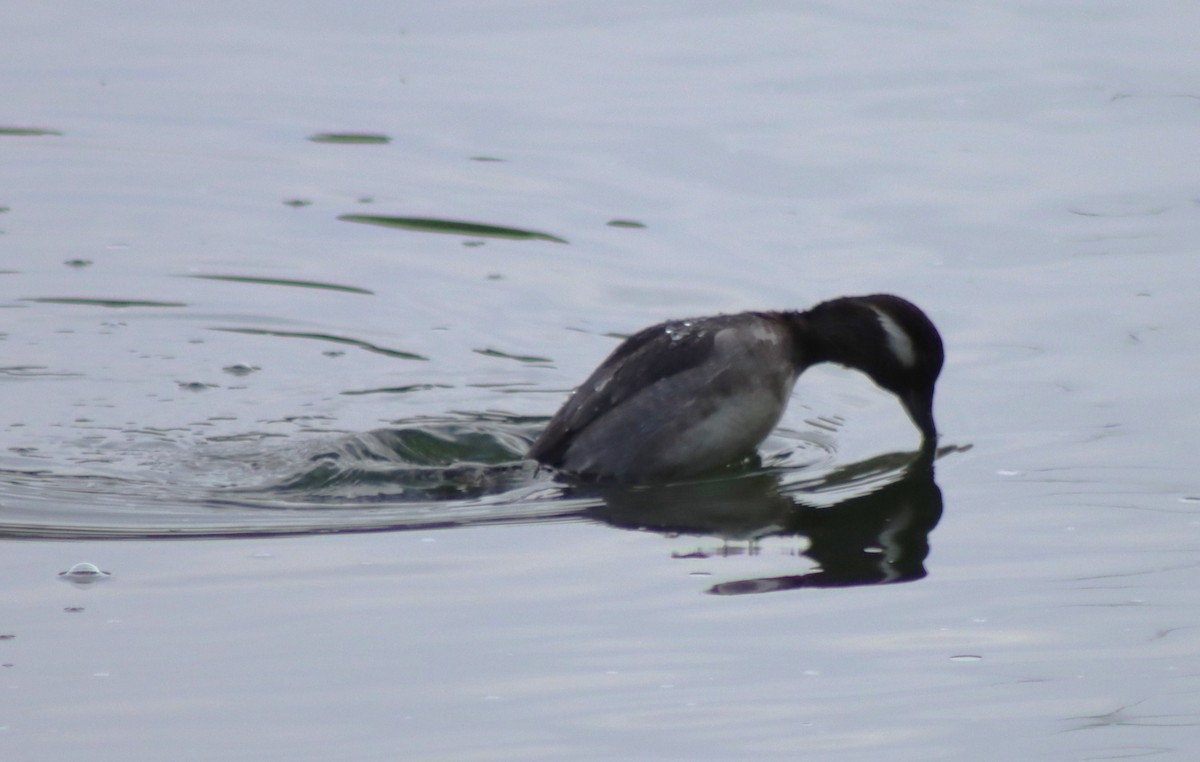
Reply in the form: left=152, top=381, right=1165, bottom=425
left=797, top=294, right=944, bottom=447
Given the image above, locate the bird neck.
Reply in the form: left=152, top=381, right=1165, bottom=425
left=785, top=300, right=888, bottom=375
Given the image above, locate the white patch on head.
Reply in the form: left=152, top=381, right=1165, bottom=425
left=870, top=306, right=916, bottom=368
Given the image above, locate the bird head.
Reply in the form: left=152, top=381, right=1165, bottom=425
left=799, top=294, right=944, bottom=448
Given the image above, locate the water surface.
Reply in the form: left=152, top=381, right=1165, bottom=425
left=3, top=2, right=1200, bottom=759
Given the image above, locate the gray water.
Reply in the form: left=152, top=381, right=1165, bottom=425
left=4, top=2, right=1200, bottom=760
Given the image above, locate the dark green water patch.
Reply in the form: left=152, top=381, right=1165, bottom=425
left=187, top=274, right=374, bottom=295
left=473, top=347, right=553, bottom=364
left=308, top=132, right=391, bottom=144
left=1, top=365, right=84, bottom=378
left=339, top=214, right=568, bottom=243
left=0, top=127, right=63, bottom=136
left=251, top=420, right=545, bottom=503
left=342, top=384, right=454, bottom=396
left=25, top=297, right=186, bottom=308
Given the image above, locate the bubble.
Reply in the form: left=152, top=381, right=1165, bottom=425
left=58, top=562, right=111, bottom=585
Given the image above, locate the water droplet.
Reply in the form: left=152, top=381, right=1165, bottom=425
left=949, top=654, right=982, bottom=662
left=996, top=469, right=1021, bottom=477
left=1179, top=496, right=1200, bottom=503
left=58, top=562, right=111, bottom=584
left=222, top=363, right=259, bottom=376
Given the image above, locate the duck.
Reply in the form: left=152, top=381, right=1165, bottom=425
left=528, top=294, right=944, bottom=482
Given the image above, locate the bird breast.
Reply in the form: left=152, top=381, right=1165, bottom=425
left=558, top=318, right=798, bottom=481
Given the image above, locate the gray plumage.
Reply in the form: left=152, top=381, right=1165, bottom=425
left=529, top=294, right=943, bottom=482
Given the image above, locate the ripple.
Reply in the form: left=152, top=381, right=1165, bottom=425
left=1066, top=195, right=1170, bottom=218
left=212, top=327, right=428, bottom=361
left=0, top=407, right=950, bottom=542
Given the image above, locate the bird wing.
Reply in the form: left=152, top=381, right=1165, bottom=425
left=528, top=318, right=719, bottom=466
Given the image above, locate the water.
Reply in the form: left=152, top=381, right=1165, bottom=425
left=4, top=2, right=1200, bottom=759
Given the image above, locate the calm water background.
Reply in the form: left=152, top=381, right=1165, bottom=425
left=4, top=2, right=1200, bottom=759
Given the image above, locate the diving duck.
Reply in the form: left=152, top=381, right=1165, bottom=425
left=529, top=294, right=943, bottom=482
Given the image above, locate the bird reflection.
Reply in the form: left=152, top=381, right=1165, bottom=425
left=580, top=447, right=947, bottom=596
